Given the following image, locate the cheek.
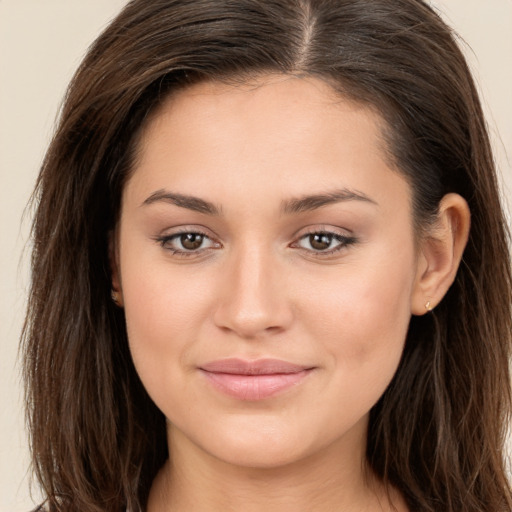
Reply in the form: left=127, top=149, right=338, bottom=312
left=299, top=247, right=415, bottom=376
left=122, top=272, right=215, bottom=420
left=119, top=245, right=215, bottom=391
left=298, top=262, right=414, bottom=439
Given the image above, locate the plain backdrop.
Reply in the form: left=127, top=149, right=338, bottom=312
left=1, top=1, right=511, bottom=511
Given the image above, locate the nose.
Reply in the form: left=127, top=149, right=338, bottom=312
left=213, top=244, right=294, bottom=339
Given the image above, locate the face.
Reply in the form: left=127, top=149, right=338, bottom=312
left=115, top=76, right=422, bottom=469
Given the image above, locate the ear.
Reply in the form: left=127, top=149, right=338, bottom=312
left=411, top=193, right=470, bottom=315
left=109, top=230, right=124, bottom=307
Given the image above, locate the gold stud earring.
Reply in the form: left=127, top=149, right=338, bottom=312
left=425, top=300, right=432, bottom=312
left=111, top=290, right=122, bottom=307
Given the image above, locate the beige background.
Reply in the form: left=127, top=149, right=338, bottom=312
left=1, top=1, right=511, bottom=511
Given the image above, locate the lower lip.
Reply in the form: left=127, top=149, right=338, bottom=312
left=200, top=370, right=312, bottom=401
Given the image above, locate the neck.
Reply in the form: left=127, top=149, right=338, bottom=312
left=147, top=423, right=407, bottom=512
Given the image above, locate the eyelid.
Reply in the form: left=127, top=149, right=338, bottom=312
left=153, top=225, right=222, bottom=257
left=152, top=224, right=357, bottom=258
left=290, top=225, right=357, bottom=256
left=155, top=224, right=220, bottom=241
left=291, top=224, right=354, bottom=242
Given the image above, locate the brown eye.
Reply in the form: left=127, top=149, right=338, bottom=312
left=180, top=233, right=204, bottom=250
left=309, top=233, right=333, bottom=251
left=157, top=231, right=217, bottom=254
left=294, top=231, right=356, bottom=255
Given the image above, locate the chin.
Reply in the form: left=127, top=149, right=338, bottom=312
left=172, top=415, right=321, bottom=469
left=175, top=411, right=365, bottom=472
left=208, top=439, right=312, bottom=470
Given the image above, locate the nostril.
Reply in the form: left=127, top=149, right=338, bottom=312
left=213, top=300, right=293, bottom=339
left=211, top=251, right=293, bottom=337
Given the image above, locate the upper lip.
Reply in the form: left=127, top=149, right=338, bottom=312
left=199, top=358, right=312, bottom=375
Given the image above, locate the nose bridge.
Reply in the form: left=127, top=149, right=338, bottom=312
left=213, top=239, right=291, bottom=337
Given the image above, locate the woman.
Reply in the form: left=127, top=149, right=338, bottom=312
left=22, top=0, right=512, bottom=511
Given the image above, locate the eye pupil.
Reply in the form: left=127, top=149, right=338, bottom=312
left=310, top=233, right=332, bottom=250
left=181, top=233, right=204, bottom=250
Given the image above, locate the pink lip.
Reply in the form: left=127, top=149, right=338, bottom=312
left=199, top=358, right=314, bottom=401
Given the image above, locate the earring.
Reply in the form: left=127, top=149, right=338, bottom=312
left=111, top=290, right=122, bottom=307
left=425, top=300, right=433, bottom=312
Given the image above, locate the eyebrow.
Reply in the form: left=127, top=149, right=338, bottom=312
left=141, top=187, right=377, bottom=216
left=281, top=188, right=377, bottom=214
left=141, top=189, right=221, bottom=215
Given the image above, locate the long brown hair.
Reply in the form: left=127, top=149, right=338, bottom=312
left=22, top=0, right=512, bottom=511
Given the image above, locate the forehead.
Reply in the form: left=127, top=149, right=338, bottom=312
left=125, top=75, right=408, bottom=216
left=142, top=75, right=385, bottom=145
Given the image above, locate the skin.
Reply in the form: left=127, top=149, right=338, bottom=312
left=113, top=75, right=470, bottom=511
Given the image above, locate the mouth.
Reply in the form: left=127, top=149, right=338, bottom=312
left=199, top=358, right=315, bottom=401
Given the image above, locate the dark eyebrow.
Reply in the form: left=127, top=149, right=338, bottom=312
left=141, top=189, right=221, bottom=215
left=281, top=188, right=377, bottom=214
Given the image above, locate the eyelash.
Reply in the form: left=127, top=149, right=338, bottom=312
left=154, top=228, right=357, bottom=258
left=154, top=229, right=217, bottom=258
left=291, top=229, right=357, bottom=256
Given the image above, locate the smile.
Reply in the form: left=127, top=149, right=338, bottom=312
left=199, top=358, right=314, bottom=401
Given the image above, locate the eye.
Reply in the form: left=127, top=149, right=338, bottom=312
left=176, top=233, right=208, bottom=251
left=156, top=230, right=219, bottom=255
left=294, top=231, right=356, bottom=254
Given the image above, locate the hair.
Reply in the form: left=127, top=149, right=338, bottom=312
left=22, top=0, right=512, bottom=511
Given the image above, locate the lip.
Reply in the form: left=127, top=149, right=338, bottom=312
left=199, top=358, right=314, bottom=401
